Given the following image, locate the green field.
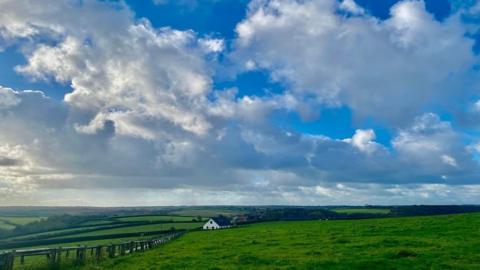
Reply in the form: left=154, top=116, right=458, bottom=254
left=0, top=220, right=15, bottom=230
left=115, top=215, right=196, bottom=222
left=6, top=224, right=121, bottom=241
left=64, top=213, right=480, bottom=270
left=79, top=220, right=116, bottom=226
left=5, top=218, right=200, bottom=242
left=52, top=222, right=202, bottom=239
left=0, top=216, right=44, bottom=230
left=332, top=208, right=391, bottom=214
left=0, top=216, right=44, bottom=225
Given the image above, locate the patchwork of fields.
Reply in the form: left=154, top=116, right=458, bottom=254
left=2, top=208, right=480, bottom=269
left=0, top=215, right=204, bottom=251
left=69, top=213, right=480, bottom=270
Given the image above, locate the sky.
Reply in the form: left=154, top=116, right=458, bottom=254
left=1, top=0, right=480, bottom=206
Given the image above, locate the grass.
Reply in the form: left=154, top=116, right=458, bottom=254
left=0, top=220, right=16, bottom=230
left=332, top=208, right=391, bottom=214
left=0, top=216, right=44, bottom=226
left=0, top=216, right=44, bottom=230
left=114, top=215, right=196, bottom=222
left=52, top=222, right=202, bottom=239
left=79, top=220, right=116, bottom=226
left=5, top=225, right=121, bottom=241
left=61, top=213, right=480, bottom=270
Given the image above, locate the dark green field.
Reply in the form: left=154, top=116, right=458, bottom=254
left=68, top=213, right=480, bottom=270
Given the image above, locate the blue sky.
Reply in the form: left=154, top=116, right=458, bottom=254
left=1, top=0, right=480, bottom=205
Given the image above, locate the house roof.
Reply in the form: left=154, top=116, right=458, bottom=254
left=211, top=216, right=231, bottom=226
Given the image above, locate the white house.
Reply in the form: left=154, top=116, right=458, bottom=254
left=203, top=216, right=232, bottom=230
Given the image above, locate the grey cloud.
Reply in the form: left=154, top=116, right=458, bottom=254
left=0, top=157, right=20, bottom=166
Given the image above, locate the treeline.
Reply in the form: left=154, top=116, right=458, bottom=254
left=245, top=208, right=337, bottom=222
left=389, top=205, right=480, bottom=217
left=236, top=205, right=480, bottom=224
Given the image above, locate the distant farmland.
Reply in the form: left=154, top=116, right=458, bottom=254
left=0, top=214, right=203, bottom=251
left=72, top=213, right=480, bottom=270
left=3, top=206, right=480, bottom=269
left=332, top=208, right=391, bottom=214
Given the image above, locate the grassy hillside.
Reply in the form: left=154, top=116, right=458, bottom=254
left=71, top=213, right=480, bottom=270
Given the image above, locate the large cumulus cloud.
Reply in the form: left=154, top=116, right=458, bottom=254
left=233, top=0, right=480, bottom=124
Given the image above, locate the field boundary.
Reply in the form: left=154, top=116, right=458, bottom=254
left=0, top=231, right=185, bottom=270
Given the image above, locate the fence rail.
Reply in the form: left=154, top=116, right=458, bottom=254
left=0, top=231, right=185, bottom=270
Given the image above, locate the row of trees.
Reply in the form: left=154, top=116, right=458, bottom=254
left=236, top=205, right=480, bottom=224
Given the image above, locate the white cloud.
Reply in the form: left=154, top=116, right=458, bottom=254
left=392, top=113, right=476, bottom=181
left=233, top=0, right=478, bottom=125
left=344, top=129, right=379, bottom=154
left=339, top=0, right=365, bottom=15
left=441, top=155, right=458, bottom=168
left=199, top=38, right=225, bottom=53
left=1, top=0, right=221, bottom=138
left=0, top=86, right=20, bottom=109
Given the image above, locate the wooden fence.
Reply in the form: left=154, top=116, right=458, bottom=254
left=0, top=231, right=185, bottom=270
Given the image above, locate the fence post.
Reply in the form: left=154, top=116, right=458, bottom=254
left=0, top=253, right=5, bottom=270
left=95, top=246, right=102, bottom=260
left=51, top=249, right=58, bottom=266
left=75, top=247, right=84, bottom=265
left=57, top=247, right=62, bottom=266
left=6, top=251, right=15, bottom=270
left=120, top=244, right=126, bottom=256
left=129, top=242, right=134, bottom=254
left=0, top=252, right=8, bottom=270
left=83, top=246, right=87, bottom=263
left=108, top=245, right=115, bottom=258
